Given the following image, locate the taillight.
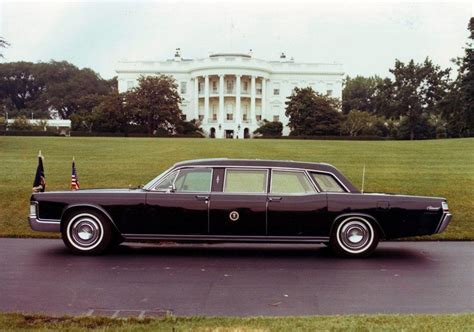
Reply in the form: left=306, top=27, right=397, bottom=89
left=442, top=201, right=449, bottom=212
left=29, top=202, right=37, bottom=216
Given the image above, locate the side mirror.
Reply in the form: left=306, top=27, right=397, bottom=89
left=167, top=184, right=176, bottom=193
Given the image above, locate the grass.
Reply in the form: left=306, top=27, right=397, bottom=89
left=0, top=312, right=473, bottom=331
left=0, top=136, right=473, bottom=239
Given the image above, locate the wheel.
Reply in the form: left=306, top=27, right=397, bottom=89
left=330, top=216, right=379, bottom=258
left=61, top=209, right=112, bottom=255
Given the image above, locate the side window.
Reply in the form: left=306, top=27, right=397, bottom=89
left=310, top=173, right=345, bottom=192
left=153, top=171, right=178, bottom=191
left=271, top=171, right=316, bottom=194
left=224, top=169, right=267, bottom=193
left=174, top=168, right=212, bottom=193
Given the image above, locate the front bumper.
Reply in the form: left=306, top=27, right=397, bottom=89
left=28, top=215, right=61, bottom=232
left=436, top=213, right=452, bottom=234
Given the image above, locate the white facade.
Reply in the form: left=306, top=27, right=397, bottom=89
left=116, top=51, right=343, bottom=138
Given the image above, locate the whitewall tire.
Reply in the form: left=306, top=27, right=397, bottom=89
left=61, top=209, right=112, bottom=255
left=330, top=216, right=379, bottom=258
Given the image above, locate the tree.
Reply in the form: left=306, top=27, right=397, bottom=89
left=342, top=76, right=382, bottom=114
left=0, top=62, right=48, bottom=116
left=397, top=114, right=436, bottom=140
left=458, top=17, right=474, bottom=135
left=285, top=87, right=342, bottom=136
left=127, top=75, right=183, bottom=135
left=175, top=119, right=204, bottom=136
left=0, top=37, right=9, bottom=58
left=9, top=115, right=32, bottom=130
left=341, top=110, right=383, bottom=136
left=38, top=61, right=112, bottom=119
left=253, top=120, right=283, bottom=137
left=389, top=58, right=450, bottom=140
left=0, top=61, right=112, bottom=119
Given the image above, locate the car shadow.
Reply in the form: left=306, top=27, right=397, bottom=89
left=45, top=241, right=433, bottom=266
left=104, top=242, right=430, bottom=262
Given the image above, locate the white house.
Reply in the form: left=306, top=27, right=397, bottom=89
left=116, top=49, right=344, bottom=138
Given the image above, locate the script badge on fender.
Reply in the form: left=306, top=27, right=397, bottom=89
left=229, top=211, right=239, bottom=221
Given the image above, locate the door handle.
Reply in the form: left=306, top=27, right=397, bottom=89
left=195, top=195, right=209, bottom=201
left=268, top=196, right=282, bottom=202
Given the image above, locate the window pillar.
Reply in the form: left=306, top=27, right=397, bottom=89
left=194, top=77, right=199, bottom=120
left=236, top=75, right=241, bottom=124
left=219, top=74, right=225, bottom=124
left=250, top=75, right=256, bottom=124
left=204, top=75, right=209, bottom=123
left=261, top=78, right=266, bottom=121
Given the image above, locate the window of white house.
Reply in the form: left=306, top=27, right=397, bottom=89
left=256, top=115, right=262, bottom=121
left=326, top=83, right=333, bottom=96
left=227, top=114, right=233, bottom=121
left=243, top=114, right=247, bottom=121
left=273, top=88, right=280, bottom=95
left=226, top=80, right=234, bottom=93
left=198, top=115, right=204, bottom=121
left=243, top=82, right=249, bottom=92
left=180, top=82, right=187, bottom=94
left=199, top=82, right=204, bottom=94
left=273, top=115, right=280, bottom=122
left=212, top=81, right=218, bottom=93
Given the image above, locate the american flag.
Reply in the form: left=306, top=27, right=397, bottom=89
left=71, top=158, right=80, bottom=190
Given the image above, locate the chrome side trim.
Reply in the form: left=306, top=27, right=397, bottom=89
left=28, top=216, right=60, bottom=232
left=122, top=233, right=330, bottom=243
left=436, top=213, right=452, bottom=234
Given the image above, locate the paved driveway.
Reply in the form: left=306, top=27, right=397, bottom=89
left=0, top=239, right=473, bottom=317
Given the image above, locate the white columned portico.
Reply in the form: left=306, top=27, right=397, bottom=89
left=194, top=77, right=199, bottom=120
left=204, top=75, right=209, bottom=123
left=261, top=78, right=266, bottom=121
left=236, top=75, right=241, bottom=125
left=218, top=74, right=225, bottom=125
left=250, top=75, right=256, bottom=124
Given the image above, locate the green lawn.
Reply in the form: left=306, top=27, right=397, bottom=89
left=1, top=312, right=473, bottom=331
left=0, top=137, right=473, bottom=239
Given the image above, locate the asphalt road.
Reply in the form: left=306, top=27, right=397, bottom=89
left=0, top=238, right=473, bottom=317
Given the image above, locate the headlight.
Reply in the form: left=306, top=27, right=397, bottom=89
left=29, top=202, right=37, bottom=216
left=442, top=201, right=449, bottom=211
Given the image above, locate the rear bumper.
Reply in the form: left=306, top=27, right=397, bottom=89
left=28, top=216, right=61, bottom=232
left=436, top=213, right=452, bottom=234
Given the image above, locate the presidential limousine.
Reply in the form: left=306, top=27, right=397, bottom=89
left=29, top=159, right=452, bottom=257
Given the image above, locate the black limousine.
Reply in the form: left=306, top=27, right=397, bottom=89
left=29, top=158, right=452, bottom=257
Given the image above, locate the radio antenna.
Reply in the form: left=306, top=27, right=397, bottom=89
left=361, top=164, right=366, bottom=194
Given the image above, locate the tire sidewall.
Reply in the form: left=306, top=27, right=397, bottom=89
left=61, top=209, right=112, bottom=255
left=330, top=216, right=379, bottom=258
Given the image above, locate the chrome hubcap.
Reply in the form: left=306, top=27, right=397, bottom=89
left=70, top=217, right=101, bottom=248
left=338, top=219, right=372, bottom=253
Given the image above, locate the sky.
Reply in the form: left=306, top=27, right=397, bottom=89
left=0, top=1, right=473, bottom=79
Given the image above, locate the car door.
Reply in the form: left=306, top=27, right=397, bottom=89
left=145, top=167, right=212, bottom=235
left=267, top=169, right=328, bottom=236
left=209, top=168, right=268, bottom=236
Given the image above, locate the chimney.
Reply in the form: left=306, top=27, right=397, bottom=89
left=174, top=48, right=182, bottom=61
left=280, top=52, right=286, bottom=62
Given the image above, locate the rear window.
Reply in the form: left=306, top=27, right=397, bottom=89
left=310, top=173, right=345, bottom=192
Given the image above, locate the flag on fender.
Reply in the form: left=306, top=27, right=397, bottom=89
left=71, top=157, right=80, bottom=190
left=32, top=151, right=46, bottom=193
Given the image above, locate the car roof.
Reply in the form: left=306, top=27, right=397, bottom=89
left=174, top=158, right=335, bottom=171
left=172, top=158, right=359, bottom=192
